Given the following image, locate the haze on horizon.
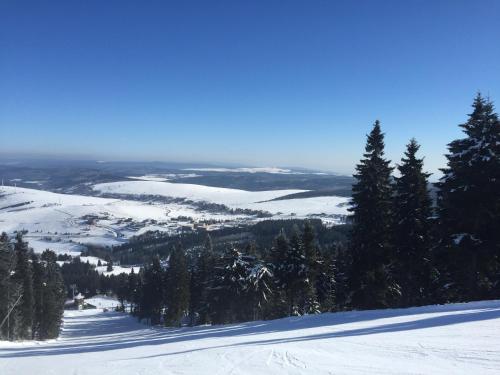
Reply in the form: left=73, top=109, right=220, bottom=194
left=1, top=1, right=499, bottom=176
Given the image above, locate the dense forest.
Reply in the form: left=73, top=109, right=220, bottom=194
left=1, top=93, right=499, bottom=336
left=0, top=234, right=65, bottom=340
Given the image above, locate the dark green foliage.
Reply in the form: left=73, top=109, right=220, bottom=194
left=1, top=235, right=64, bottom=341
left=37, top=250, right=65, bottom=339
left=349, top=121, right=399, bottom=309
left=140, top=256, right=164, bottom=325
left=393, top=139, right=436, bottom=306
left=13, top=233, right=34, bottom=339
left=436, top=94, right=500, bottom=301
left=189, top=234, right=216, bottom=325
left=164, top=244, right=190, bottom=326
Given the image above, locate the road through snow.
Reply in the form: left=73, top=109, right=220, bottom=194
left=1, top=300, right=500, bottom=374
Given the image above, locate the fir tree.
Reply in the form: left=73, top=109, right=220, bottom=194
left=165, top=244, right=190, bottom=326
left=140, top=256, right=164, bottom=325
left=316, top=250, right=336, bottom=312
left=393, top=139, right=436, bottom=307
left=302, top=222, right=320, bottom=314
left=31, top=253, right=44, bottom=339
left=349, top=121, right=398, bottom=309
left=437, top=94, right=500, bottom=300
left=13, top=234, right=34, bottom=339
left=211, top=248, right=249, bottom=323
left=0, top=233, right=19, bottom=340
left=38, top=250, right=65, bottom=339
left=189, top=234, right=215, bottom=325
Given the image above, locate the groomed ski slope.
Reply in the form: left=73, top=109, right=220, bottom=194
left=1, top=300, right=500, bottom=374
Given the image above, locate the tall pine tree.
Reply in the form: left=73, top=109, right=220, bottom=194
left=393, top=139, right=435, bottom=307
left=13, top=234, right=34, bottom=339
left=164, top=244, right=190, bottom=326
left=349, top=121, right=398, bottom=309
left=437, top=94, right=500, bottom=301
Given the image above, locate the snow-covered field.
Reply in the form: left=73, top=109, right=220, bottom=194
left=1, top=300, right=499, bottom=374
left=93, top=180, right=349, bottom=218
left=0, top=183, right=349, bottom=255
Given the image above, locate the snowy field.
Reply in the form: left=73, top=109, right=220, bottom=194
left=0, top=183, right=349, bottom=255
left=93, top=180, right=349, bottom=217
left=1, top=300, right=499, bottom=374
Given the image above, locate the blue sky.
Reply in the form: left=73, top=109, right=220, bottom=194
left=1, top=1, right=499, bottom=176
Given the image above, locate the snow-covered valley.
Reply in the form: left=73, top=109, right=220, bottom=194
left=1, top=299, right=499, bottom=374
left=0, top=181, right=349, bottom=255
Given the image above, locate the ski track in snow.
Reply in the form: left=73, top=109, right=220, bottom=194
left=1, top=300, right=500, bottom=374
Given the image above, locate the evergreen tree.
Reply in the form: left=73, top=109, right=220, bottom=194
left=189, top=234, right=215, bottom=325
left=285, top=228, right=309, bottom=315
left=245, top=256, right=273, bottom=320
left=139, top=256, right=164, bottom=324
left=13, top=234, right=34, bottom=339
left=164, top=244, right=190, bottom=326
left=349, top=121, right=398, bottom=309
left=393, top=139, right=436, bottom=307
left=31, top=253, right=44, bottom=339
left=0, top=233, right=20, bottom=340
left=302, top=222, right=320, bottom=314
left=211, top=248, right=250, bottom=323
left=437, top=94, right=500, bottom=300
left=316, top=250, right=336, bottom=312
left=38, top=250, right=65, bottom=339
left=267, top=230, right=291, bottom=318
left=127, top=268, right=140, bottom=314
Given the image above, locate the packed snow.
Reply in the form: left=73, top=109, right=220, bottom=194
left=1, top=299, right=499, bottom=374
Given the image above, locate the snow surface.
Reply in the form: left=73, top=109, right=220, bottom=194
left=93, top=180, right=350, bottom=218
left=1, top=300, right=499, bottom=374
left=183, top=167, right=299, bottom=174
left=0, top=186, right=245, bottom=253
left=1, top=183, right=349, bottom=255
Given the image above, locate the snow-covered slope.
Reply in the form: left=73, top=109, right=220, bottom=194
left=1, top=183, right=349, bottom=255
left=1, top=300, right=499, bottom=374
left=93, top=180, right=350, bottom=218
left=0, top=186, right=239, bottom=253
left=93, top=180, right=305, bottom=206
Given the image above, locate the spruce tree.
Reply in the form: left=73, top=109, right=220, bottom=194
left=13, top=233, right=34, bottom=339
left=393, top=139, right=435, bottom=307
left=164, top=244, right=190, bottom=326
left=140, top=256, right=164, bottom=325
left=31, top=253, right=44, bottom=339
left=316, top=249, right=336, bottom=312
left=190, top=234, right=215, bottom=325
left=0, top=233, right=19, bottom=340
left=285, top=228, right=309, bottom=315
left=437, top=94, right=500, bottom=300
left=302, top=222, right=320, bottom=314
left=38, top=250, right=65, bottom=339
left=349, top=121, right=398, bottom=309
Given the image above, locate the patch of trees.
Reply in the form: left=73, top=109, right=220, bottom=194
left=0, top=234, right=65, bottom=341
left=109, top=93, right=500, bottom=325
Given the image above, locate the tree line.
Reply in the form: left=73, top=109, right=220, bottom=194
left=1, top=93, right=498, bottom=333
left=108, top=93, right=499, bottom=326
left=0, top=233, right=65, bottom=341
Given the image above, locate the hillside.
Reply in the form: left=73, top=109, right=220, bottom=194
left=1, top=299, right=499, bottom=374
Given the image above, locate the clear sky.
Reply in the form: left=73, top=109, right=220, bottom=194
left=1, top=1, right=499, bottom=176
